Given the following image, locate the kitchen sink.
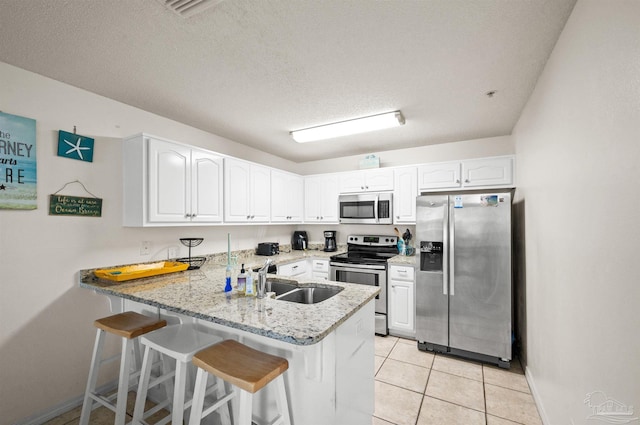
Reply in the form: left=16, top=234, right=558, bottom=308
left=265, top=278, right=298, bottom=296
left=276, top=286, right=343, bottom=304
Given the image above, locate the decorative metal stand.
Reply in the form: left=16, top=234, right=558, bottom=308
left=177, top=238, right=206, bottom=270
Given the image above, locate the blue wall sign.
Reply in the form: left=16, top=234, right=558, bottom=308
left=0, top=111, right=37, bottom=210
left=57, top=130, right=94, bottom=162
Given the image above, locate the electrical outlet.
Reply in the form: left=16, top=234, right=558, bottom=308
left=168, top=246, right=178, bottom=259
left=140, top=241, right=151, bottom=256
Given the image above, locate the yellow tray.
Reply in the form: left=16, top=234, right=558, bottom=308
left=94, top=261, right=189, bottom=282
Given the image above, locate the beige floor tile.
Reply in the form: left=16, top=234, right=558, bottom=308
left=374, top=380, right=423, bottom=425
left=425, top=370, right=485, bottom=412
left=417, top=396, right=486, bottom=425
left=375, top=335, right=398, bottom=357
left=487, top=414, right=523, bottom=425
left=42, top=405, right=81, bottom=425
left=483, top=365, right=531, bottom=393
left=375, top=355, right=386, bottom=375
left=376, top=358, right=430, bottom=393
left=485, top=383, right=542, bottom=425
left=388, top=342, right=434, bottom=368
left=373, top=416, right=396, bottom=425
left=49, top=405, right=128, bottom=425
left=397, top=337, right=416, bottom=346
left=432, top=355, right=483, bottom=382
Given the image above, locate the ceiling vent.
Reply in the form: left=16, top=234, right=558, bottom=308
left=157, top=0, right=223, bottom=18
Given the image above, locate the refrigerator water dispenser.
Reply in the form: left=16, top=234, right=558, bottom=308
left=420, top=241, right=443, bottom=272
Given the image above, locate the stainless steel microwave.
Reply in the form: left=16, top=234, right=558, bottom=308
left=338, top=193, right=393, bottom=224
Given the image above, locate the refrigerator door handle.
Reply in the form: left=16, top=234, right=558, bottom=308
left=449, top=201, right=455, bottom=296
left=443, top=201, right=449, bottom=296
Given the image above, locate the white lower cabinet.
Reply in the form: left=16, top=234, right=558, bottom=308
left=388, top=265, right=415, bottom=336
left=278, top=260, right=308, bottom=278
left=311, top=259, right=329, bottom=280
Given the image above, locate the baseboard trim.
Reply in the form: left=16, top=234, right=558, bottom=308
left=13, top=380, right=118, bottom=425
left=525, top=365, right=551, bottom=425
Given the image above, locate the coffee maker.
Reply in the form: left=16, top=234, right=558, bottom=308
left=323, top=230, right=337, bottom=252
left=292, top=231, right=308, bottom=250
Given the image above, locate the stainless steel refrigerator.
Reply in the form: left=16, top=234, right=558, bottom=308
left=416, top=191, right=512, bottom=367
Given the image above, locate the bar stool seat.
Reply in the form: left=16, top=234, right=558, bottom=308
left=132, top=323, right=231, bottom=425
left=80, top=311, right=167, bottom=425
left=189, top=339, right=292, bottom=425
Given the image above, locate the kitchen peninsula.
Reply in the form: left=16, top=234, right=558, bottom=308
left=79, top=251, right=379, bottom=425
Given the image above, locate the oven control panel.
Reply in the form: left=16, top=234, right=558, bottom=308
left=347, top=235, right=397, bottom=246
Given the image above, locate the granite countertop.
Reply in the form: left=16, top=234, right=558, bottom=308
left=79, top=248, right=379, bottom=346
left=388, top=254, right=418, bottom=266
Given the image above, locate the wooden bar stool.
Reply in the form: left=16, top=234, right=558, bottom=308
left=189, top=339, right=292, bottom=425
left=79, top=311, right=167, bottom=425
left=132, top=323, right=232, bottom=425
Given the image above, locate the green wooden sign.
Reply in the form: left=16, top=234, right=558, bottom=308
left=49, top=194, right=102, bottom=217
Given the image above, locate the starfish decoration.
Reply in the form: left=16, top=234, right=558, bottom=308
left=0, top=184, right=5, bottom=190
left=64, top=136, right=91, bottom=160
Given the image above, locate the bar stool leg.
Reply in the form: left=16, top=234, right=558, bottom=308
left=216, top=377, right=232, bottom=425
left=237, top=389, right=253, bottom=425
left=132, top=344, right=155, bottom=424
left=115, top=337, right=134, bottom=425
left=188, top=368, right=209, bottom=425
left=274, top=375, right=292, bottom=425
left=79, top=329, right=106, bottom=425
left=172, top=360, right=188, bottom=425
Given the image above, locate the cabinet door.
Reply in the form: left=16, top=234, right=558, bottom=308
left=224, top=158, right=251, bottom=222
left=389, top=279, right=415, bottom=333
left=418, top=162, right=461, bottom=190
left=462, top=157, right=513, bottom=187
left=148, top=138, right=190, bottom=222
left=393, top=167, right=417, bottom=224
left=365, top=169, right=394, bottom=191
left=271, top=170, right=303, bottom=222
left=304, top=176, right=322, bottom=222
left=191, top=149, right=223, bottom=222
left=250, top=164, right=271, bottom=222
left=319, top=174, right=340, bottom=222
left=339, top=171, right=366, bottom=193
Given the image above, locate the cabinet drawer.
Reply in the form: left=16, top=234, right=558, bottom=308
left=389, top=266, right=414, bottom=281
left=311, top=259, right=329, bottom=273
left=278, top=260, right=308, bottom=277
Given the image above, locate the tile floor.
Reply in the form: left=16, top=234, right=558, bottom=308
left=373, top=336, right=542, bottom=425
left=44, top=336, right=542, bottom=425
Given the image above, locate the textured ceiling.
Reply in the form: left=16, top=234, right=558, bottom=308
left=0, top=0, right=576, bottom=163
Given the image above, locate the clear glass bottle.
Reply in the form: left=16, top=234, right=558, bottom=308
left=237, top=263, right=247, bottom=295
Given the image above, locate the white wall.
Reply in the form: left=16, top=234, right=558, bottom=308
left=0, top=61, right=511, bottom=423
left=296, top=135, right=514, bottom=174
left=512, top=1, right=640, bottom=423
left=0, top=62, right=301, bottom=423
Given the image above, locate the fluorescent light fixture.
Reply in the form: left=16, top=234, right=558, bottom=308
left=291, top=111, right=405, bottom=143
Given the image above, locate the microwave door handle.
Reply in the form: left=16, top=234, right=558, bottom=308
left=374, top=195, right=379, bottom=223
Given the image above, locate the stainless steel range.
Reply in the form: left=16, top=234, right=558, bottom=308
left=329, top=234, right=398, bottom=335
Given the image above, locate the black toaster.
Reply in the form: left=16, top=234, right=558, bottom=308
left=256, top=242, right=279, bottom=256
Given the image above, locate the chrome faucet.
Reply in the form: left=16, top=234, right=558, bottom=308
left=257, top=258, right=273, bottom=297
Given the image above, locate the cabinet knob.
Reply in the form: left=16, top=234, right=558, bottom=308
left=456, top=179, right=460, bottom=183
left=246, top=215, right=250, bottom=219
left=365, top=185, right=369, bottom=189
left=361, top=186, right=365, bottom=190
left=396, top=215, right=400, bottom=219
left=465, top=179, right=470, bottom=183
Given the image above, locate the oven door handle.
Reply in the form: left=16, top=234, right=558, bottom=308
left=330, top=263, right=387, bottom=272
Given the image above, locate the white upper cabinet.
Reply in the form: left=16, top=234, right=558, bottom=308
left=123, top=134, right=223, bottom=226
left=393, top=167, right=417, bottom=224
left=461, top=156, right=513, bottom=187
left=339, top=168, right=394, bottom=193
left=418, top=162, right=462, bottom=190
left=304, top=174, right=339, bottom=223
left=271, top=169, right=303, bottom=223
left=418, top=156, right=514, bottom=191
left=224, top=158, right=270, bottom=223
